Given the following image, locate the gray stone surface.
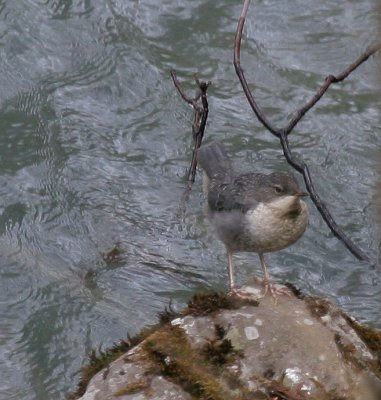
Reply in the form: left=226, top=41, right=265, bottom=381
left=78, top=347, right=192, bottom=400
left=76, top=284, right=381, bottom=400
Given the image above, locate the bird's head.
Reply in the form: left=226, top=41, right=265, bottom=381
left=261, top=172, right=309, bottom=218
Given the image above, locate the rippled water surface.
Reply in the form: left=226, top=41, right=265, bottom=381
left=0, top=1, right=380, bottom=399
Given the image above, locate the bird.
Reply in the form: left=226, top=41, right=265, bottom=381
left=197, top=142, right=309, bottom=299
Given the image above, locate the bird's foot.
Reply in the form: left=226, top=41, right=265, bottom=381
left=253, top=276, right=291, bottom=302
left=228, top=287, right=261, bottom=303
left=229, top=287, right=255, bottom=299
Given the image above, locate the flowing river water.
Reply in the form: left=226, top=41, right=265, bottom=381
left=0, top=1, right=379, bottom=399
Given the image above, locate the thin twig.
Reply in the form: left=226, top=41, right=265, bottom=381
left=170, top=70, right=210, bottom=219
left=171, top=70, right=202, bottom=107
left=285, top=43, right=380, bottom=135
left=234, top=0, right=379, bottom=266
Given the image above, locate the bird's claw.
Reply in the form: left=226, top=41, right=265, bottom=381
left=254, top=276, right=291, bottom=302
left=228, top=287, right=260, bottom=301
left=227, top=279, right=291, bottom=304
left=228, top=288, right=259, bottom=306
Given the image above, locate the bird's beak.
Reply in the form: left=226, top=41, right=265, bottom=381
left=296, top=191, right=309, bottom=197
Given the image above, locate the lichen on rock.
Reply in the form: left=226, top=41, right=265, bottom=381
left=70, top=287, right=381, bottom=400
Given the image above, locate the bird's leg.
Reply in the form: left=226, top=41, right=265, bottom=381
left=227, top=249, right=257, bottom=299
left=255, top=253, right=291, bottom=299
left=227, top=249, right=235, bottom=292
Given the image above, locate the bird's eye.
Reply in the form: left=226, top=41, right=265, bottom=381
left=273, top=185, right=283, bottom=194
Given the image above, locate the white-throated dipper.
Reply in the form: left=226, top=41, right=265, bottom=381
left=197, top=142, right=309, bottom=298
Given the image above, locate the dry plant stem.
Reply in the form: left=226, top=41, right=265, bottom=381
left=188, top=79, right=210, bottom=182
left=234, top=0, right=379, bottom=265
left=170, top=70, right=210, bottom=219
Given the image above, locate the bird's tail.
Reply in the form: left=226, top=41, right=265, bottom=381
left=197, top=142, right=233, bottom=178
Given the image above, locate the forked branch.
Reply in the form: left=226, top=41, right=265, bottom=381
left=170, top=70, right=211, bottom=219
left=234, top=0, right=380, bottom=265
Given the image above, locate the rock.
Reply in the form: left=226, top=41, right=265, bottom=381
left=70, top=285, right=381, bottom=400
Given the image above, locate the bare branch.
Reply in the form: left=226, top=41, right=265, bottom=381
left=171, top=70, right=202, bottom=107
left=285, top=43, right=381, bottom=134
left=234, top=1, right=280, bottom=136
left=170, top=70, right=211, bottom=219
left=234, top=0, right=378, bottom=266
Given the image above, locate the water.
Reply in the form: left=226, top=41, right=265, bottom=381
left=0, top=1, right=379, bottom=399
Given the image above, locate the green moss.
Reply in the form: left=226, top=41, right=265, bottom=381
left=158, top=301, right=180, bottom=324
left=307, top=297, right=381, bottom=379
left=68, top=289, right=381, bottom=400
left=68, top=291, right=258, bottom=400
left=142, top=324, right=239, bottom=400
left=201, top=324, right=239, bottom=366
left=67, top=325, right=158, bottom=400
left=284, top=282, right=305, bottom=299
left=334, top=333, right=368, bottom=373
left=113, top=378, right=150, bottom=396
left=343, top=314, right=381, bottom=376
left=184, top=291, right=255, bottom=316
left=345, top=316, right=381, bottom=354
left=305, top=296, right=332, bottom=318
